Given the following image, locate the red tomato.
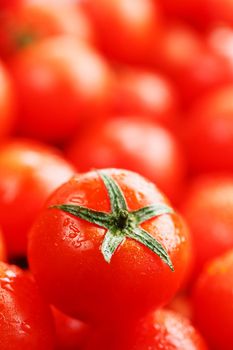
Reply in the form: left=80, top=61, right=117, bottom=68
left=29, top=169, right=191, bottom=326
left=110, top=67, right=179, bottom=129
left=52, top=307, right=89, bottom=350
left=0, top=139, right=75, bottom=258
left=81, top=0, right=161, bottom=65
left=67, top=118, right=186, bottom=203
left=0, top=60, right=15, bottom=137
left=0, top=262, right=54, bottom=350
left=0, top=1, right=94, bottom=59
left=9, top=36, right=113, bottom=142
left=181, top=175, right=233, bottom=281
left=184, top=85, right=233, bottom=173
left=83, top=309, right=207, bottom=350
left=192, top=250, right=233, bottom=350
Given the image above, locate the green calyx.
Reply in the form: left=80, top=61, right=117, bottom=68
left=52, top=171, right=174, bottom=271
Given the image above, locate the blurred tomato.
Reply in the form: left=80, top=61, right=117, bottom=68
left=184, top=85, right=233, bottom=173
left=9, top=37, right=113, bottom=143
left=0, top=1, right=94, bottom=59
left=0, top=60, right=15, bottom=137
left=67, top=118, right=186, bottom=203
left=0, top=139, right=75, bottom=258
left=181, top=175, right=233, bottom=281
left=81, top=0, right=161, bottom=65
left=110, top=66, right=179, bottom=129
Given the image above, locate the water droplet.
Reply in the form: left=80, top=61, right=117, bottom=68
left=69, top=232, right=78, bottom=239
left=63, top=218, right=70, bottom=227
left=21, top=321, right=31, bottom=334
left=0, top=277, right=14, bottom=292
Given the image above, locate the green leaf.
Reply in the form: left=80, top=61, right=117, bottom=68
left=101, top=230, right=125, bottom=263
left=132, top=204, right=173, bottom=224
left=52, top=204, right=111, bottom=229
left=126, top=227, right=174, bottom=271
left=98, top=172, right=127, bottom=213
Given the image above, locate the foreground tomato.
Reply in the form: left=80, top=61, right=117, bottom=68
left=0, top=139, right=75, bottom=257
left=83, top=309, right=207, bottom=350
left=29, top=169, right=191, bottom=326
left=181, top=175, right=233, bottom=281
left=67, top=118, right=186, bottom=203
left=192, top=250, right=233, bottom=350
left=81, top=0, right=160, bottom=65
left=0, top=60, right=15, bottom=138
left=0, top=262, right=54, bottom=350
left=9, top=36, right=113, bottom=142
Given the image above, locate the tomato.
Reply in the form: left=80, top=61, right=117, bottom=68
left=0, top=139, right=75, bottom=258
left=184, top=85, right=233, bottom=174
left=110, top=66, right=179, bottom=129
left=29, top=169, right=191, bottom=326
left=67, top=118, right=186, bottom=203
left=0, top=1, right=94, bottom=59
left=0, top=60, right=15, bottom=138
left=0, top=262, right=54, bottom=349
left=9, top=36, right=113, bottom=143
left=52, top=307, right=89, bottom=350
left=83, top=309, right=207, bottom=350
left=81, top=0, right=161, bottom=65
left=181, top=175, right=233, bottom=281
left=0, top=227, right=6, bottom=261
left=192, top=250, right=233, bottom=350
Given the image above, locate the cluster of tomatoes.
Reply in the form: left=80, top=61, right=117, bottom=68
left=0, top=0, right=233, bottom=349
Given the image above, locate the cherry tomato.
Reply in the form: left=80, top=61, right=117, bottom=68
left=192, top=250, right=233, bottom=350
left=184, top=85, right=233, bottom=174
left=0, top=262, right=54, bottom=350
left=81, top=0, right=161, bottom=65
left=0, top=139, right=75, bottom=258
left=0, top=60, right=15, bottom=137
left=29, top=169, right=191, bottom=326
left=110, top=66, right=179, bottom=129
left=52, top=307, right=89, bottom=350
left=9, top=36, right=113, bottom=142
left=0, top=1, right=94, bottom=59
left=67, top=118, right=186, bottom=203
left=181, top=175, right=233, bottom=281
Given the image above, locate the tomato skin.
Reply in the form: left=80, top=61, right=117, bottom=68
left=192, top=250, right=233, bottom=350
left=81, top=0, right=160, bottom=65
left=184, top=85, right=233, bottom=174
left=110, top=67, right=179, bottom=129
left=52, top=307, right=89, bottom=350
left=9, top=36, right=113, bottom=142
left=181, top=176, right=233, bottom=281
left=0, top=228, right=6, bottom=261
left=0, top=139, right=75, bottom=258
left=0, top=262, right=55, bottom=350
left=29, top=169, right=191, bottom=326
left=0, top=60, right=15, bottom=138
left=67, top=118, right=186, bottom=203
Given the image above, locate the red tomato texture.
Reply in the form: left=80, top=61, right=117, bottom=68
left=29, top=169, right=191, bottom=326
left=181, top=175, right=233, bottom=281
left=0, top=139, right=75, bottom=257
left=0, top=262, right=54, bottom=350
left=192, top=250, right=233, bottom=350
left=9, top=36, right=113, bottom=142
left=67, top=118, right=186, bottom=203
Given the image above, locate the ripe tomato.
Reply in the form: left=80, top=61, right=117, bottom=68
left=52, top=307, right=89, bottom=350
left=184, top=85, right=233, bottom=173
left=0, top=262, right=54, bottom=350
left=0, top=1, right=94, bottom=59
left=181, top=175, right=233, bottom=281
left=110, top=66, right=179, bottom=129
left=83, top=309, right=207, bottom=350
left=9, top=36, right=113, bottom=142
left=81, top=0, right=161, bottom=65
left=0, top=60, right=15, bottom=138
left=29, top=169, right=191, bottom=326
left=192, top=250, right=233, bottom=350
left=67, top=118, right=186, bottom=203
left=0, top=139, right=75, bottom=258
